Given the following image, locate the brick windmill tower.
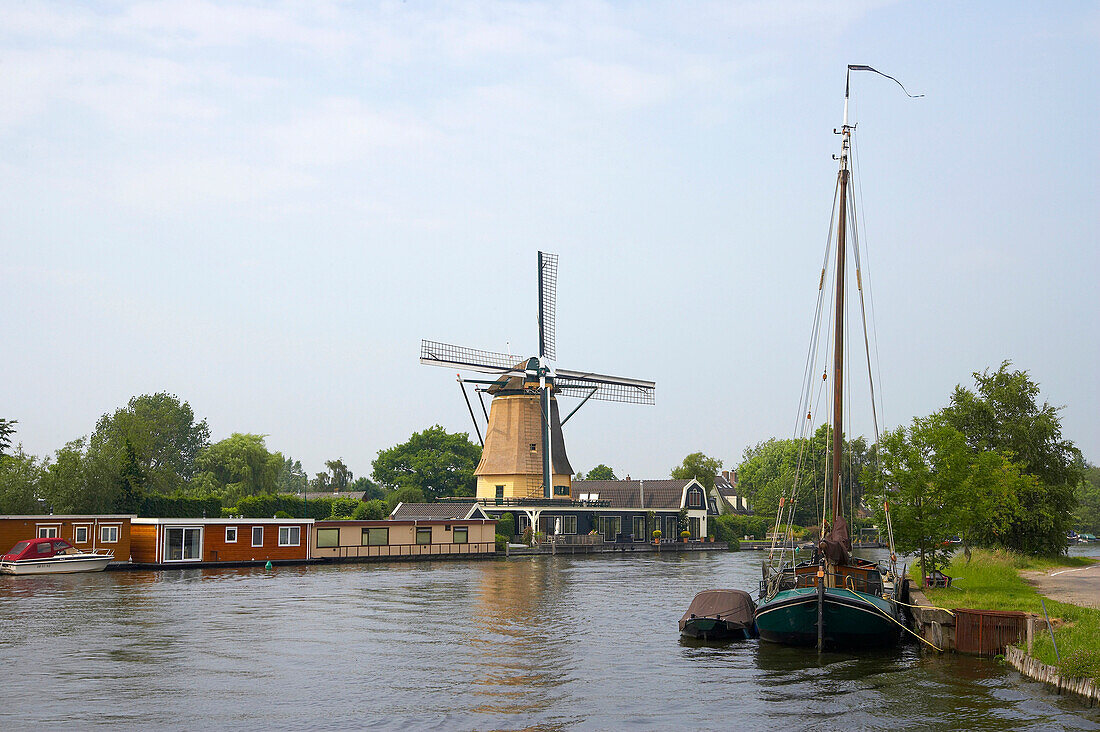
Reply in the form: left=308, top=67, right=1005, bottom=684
left=421, top=252, right=655, bottom=501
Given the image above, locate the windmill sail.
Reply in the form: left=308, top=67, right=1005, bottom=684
left=420, top=340, right=527, bottom=376
left=555, top=368, right=656, bottom=404
left=538, top=251, right=557, bottom=361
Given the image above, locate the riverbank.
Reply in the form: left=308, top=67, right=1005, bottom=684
left=923, top=550, right=1100, bottom=682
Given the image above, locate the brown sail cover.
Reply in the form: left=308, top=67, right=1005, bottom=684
left=678, top=590, right=756, bottom=632
left=818, top=515, right=852, bottom=564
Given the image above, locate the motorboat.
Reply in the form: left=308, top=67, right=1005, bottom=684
left=679, top=589, right=757, bottom=641
left=0, top=537, right=114, bottom=575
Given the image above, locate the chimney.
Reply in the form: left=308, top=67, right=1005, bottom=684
left=624, top=474, right=631, bottom=481
left=722, top=470, right=730, bottom=483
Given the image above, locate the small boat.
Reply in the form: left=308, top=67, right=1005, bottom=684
left=0, top=537, right=114, bottom=575
left=679, top=589, right=757, bottom=641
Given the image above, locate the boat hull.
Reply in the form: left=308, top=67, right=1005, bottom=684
left=755, top=587, right=901, bottom=648
left=680, top=618, right=756, bottom=641
left=0, top=556, right=113, bottom=575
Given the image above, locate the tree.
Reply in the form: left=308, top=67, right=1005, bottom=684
left=117, top=438, right=147, bottom=515
left=671, top=452, right=723, bottom=490
left=193, top=433, right=284, bottom=504
left=1076, top=464, right=1100, bottom=535
left=0, top=446, right=44, bottom=514
left=276, top=457, right=309, bottom=494
left=865, top=414, right=1023, bottom=579
left=584, top=464, right=616, bottom=481
left=349, top=476, right=384, bottom=500
left=941, top=362, right=1082, bottom=554
left=0, top=418, right=17, bottom=458
left=326, top=459, right=353, bottom=491
left=89, top=393, right=210, bottom=496
left=352, top=499, right=387, bottom=520
left=371, top=426, right=481, bottom=501
left=385, top=485, right=425, bottom=510
left=39, top=438, right=120, bottom=514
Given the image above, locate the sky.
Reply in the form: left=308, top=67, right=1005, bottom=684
left=1, top=1, right=1097, bottom=482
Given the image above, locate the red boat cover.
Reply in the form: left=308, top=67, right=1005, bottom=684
left=678, top=589, right=756, bottom=632
left=2, top=538, right=75, bottom=561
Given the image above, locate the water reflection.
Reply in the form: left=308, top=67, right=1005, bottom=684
left=1, top=552, right=1099, bottom=730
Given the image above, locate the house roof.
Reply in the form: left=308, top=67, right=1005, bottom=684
left=571, top=479, right=699, bottom=510
left=389, top=502, right=488, bottom=521
left=713, top=474, right=737, bottom=497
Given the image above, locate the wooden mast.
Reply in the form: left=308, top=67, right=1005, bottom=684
left=831, top=85, right=853, bottom=531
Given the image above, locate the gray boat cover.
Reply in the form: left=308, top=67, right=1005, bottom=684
left=678, top=589, right=756, bottom=632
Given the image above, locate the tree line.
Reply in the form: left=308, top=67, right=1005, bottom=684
left=734, top=362, right=1092, bottom=563
left=0, top=393, right=482, bottom=518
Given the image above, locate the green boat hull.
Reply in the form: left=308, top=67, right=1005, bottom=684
left=755, top=587, right=901, bottom=648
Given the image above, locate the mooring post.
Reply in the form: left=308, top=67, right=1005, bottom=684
left=817, top=567, right=825, bottom=652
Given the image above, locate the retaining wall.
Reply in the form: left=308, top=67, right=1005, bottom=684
left=1006, top=645, right=1100, bottom=707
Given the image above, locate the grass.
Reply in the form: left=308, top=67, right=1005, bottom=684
left=918, top=549, right=1100, bottom=680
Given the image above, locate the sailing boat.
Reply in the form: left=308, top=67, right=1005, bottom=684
left=754, top=66, right=918, bottom=650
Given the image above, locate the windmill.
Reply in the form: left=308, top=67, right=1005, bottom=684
left=420, top=251, right=655, bottom=501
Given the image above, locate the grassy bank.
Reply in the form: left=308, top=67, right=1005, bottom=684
left=920, top=549, right=1100, bottom=680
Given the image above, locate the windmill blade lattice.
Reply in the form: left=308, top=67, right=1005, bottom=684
left=538, top=251, right=557, bottom=361
left=420, top=340, right=526, bottom=376
left=555, top=368, right=655, bottom=405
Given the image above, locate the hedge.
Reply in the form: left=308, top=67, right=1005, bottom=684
left=139, top=495, right=222, bottom=518
left=227, top=494, right=337, bottom=520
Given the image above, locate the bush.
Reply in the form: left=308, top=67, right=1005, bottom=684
left=385, top=486, right=426, bottom=511
left=522, top=526, right=534, bottom=546
left=1059, top=648, right=1100, bottom=682
left=329, top=497, right=359, bottom=519
left=230, top=493, right=334, bottom=520
left=495, top=534, right=509, bottom=552
left=352, top=499, right=387, bottom=521
left=495, top=512, right=516, bottom=539
left=727, top=538, right=741, bottom=551
left=274, top=510, right=293, bottom=518
left=652, top=529, right=662, bottom=539
left=139, top=494, right=222, bottom=518
left=711, top=514, right=777, bottom=542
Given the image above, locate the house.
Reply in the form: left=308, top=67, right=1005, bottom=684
left=312, top=507, right=496, bottom=561
left=711, top=470, right=751, bottom=514
left=130, top=518, right=313, bottom=566
left=0, top=515, right=133, bottom=564
left=480, top=478, right=710, bottom=542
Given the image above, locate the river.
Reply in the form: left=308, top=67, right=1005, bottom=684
left=3, top=547, right=1099, bottom=730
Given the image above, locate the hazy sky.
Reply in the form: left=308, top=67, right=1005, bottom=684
left=2, top=1, right=1097, bottom=482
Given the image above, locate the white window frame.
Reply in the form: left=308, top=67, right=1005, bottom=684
left=252, top=526, right=264, bottom=547
left=36, top=525, right=60, bottom=538
left=163, top=526, right=203, bottom=562
left=225, top=526, right=238, bottom=543
left=278, top=526, right=300, bottom=547
left=100, top=525, right=120, bottom=543
left=73, top=525, right=90, bottom=544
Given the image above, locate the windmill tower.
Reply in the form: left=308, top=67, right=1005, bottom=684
left=421, top=251, right=655, bottom=501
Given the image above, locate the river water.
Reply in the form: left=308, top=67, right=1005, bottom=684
left=3, top=547, right=1099, bottom=731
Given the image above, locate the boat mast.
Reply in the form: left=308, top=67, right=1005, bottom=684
left=831, top=81, right=852, bottom=528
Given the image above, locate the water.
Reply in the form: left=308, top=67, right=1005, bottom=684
left=2, top=550, right=1099, bottom=731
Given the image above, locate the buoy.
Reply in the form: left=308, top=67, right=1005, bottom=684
left=265, top=560, right=273, bottom=570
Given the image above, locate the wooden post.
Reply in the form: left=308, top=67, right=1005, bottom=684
left=1027, top=616, right=1035, bottom=655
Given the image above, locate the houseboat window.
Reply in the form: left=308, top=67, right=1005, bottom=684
left=562, top=516, right=577, bottom=534
left=252, top=526, right=264, bottom=547
left=316, top=528, right=340, bottom=548
left=100, top=525, right=119, bottom=543
left=225, top=527, right=238, bottom=543
left=165, top=527, right=202, bottom=561
left=633, top=516, right=645, bottom=539
left=278, top=526, right=300, bottom=547
left=74, top=526, right=89, bottom=543
left=416, top=527, right=432, bottom=545
left=36, top=526, right=59, bottom=538
left=363, top=527, right=389, bottom=546
left=688, top=490, right=702, bottom=508
left=453, top=527, right=468, bottom=544
left=598, top=516, right=621, bottom=539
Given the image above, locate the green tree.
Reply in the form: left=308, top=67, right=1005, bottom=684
left=1076, top=464, right=1100, bottom=535
left=584, top=464, right=616, bottom=480
left=117, top=438, right=147, bottom=515
left=276, top=457, right=308, bottom=494
left=671, top=452, right=723, bottom=490
left=193, top=433, right=284, bottom=504
left=372, top=426, right=481, bottom=501
left=351, top=499, right=387, bottom=520
left=385, top=485, right=425, bottom=510
left=326, top=459, right=353, bottom=491
left=349, top=476, right=384, bottom=500
left=39, top=438, right=119, bottom=514
left=941, top=362, right=1082, bottom=554
left=0, top=446, right=44, bottom=514
left=0, top=418, right=17, bottom=458
left=89, top=393, right=210, bottom=496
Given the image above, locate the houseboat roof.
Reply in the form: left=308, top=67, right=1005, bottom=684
left=390, top=502, right=489, bottom=521
left=571, top=479, right=701, bottom=510
left=0, top=514, right=135, bottom=520
left=132, top=517, right=315, bottom=525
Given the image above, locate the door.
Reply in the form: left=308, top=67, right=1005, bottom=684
left=165, top=527, right=202, bottom=561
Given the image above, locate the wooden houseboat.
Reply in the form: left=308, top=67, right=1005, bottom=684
left=0, top=515, right=133, bottom=565
left=313, top=503, right=496, bottom=561
left=130, top=518, right=314, bottom=566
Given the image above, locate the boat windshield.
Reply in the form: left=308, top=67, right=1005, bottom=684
left=6, top=541, right=30, bottom=555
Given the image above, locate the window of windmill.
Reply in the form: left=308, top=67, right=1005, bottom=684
left=529, top=443, right=537, bottom=452
left=553, top=485, right=569, bottom=496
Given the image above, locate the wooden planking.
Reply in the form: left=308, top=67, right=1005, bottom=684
left=1006, top=645, right=1100, bottom=706
left=0, top=516, right=132, bottom=563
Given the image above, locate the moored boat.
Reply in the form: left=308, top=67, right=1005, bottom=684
left=679, top=589, right=757, bottom=641
left=756, top=65, right=918, bottom=651
left=0, top=537, right=114, bottom=575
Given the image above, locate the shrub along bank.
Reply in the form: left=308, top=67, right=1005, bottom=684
left=922, top=549, right=1100, bottom=681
